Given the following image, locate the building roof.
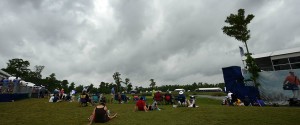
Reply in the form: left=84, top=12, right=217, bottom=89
left=0, top=69, right=11, bottom=77
left=251, top=47, right=300, bottom=59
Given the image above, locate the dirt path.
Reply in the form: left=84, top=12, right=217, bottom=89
left=192, top=95, right=224, bottom=100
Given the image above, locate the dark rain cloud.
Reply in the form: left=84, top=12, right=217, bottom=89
left=0, top=0, right=299, bottom=86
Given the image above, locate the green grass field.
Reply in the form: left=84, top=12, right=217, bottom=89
left=1, top=96, right=300, bottom=125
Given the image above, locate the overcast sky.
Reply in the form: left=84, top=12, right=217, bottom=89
left=0, top=0, right=299, bottom=87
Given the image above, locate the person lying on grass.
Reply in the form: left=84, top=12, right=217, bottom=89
left=147, top=101, right=161, bottom=111
left=134, top=97, right=148, bottom=112
left=89, top=102, right=117, bottom=125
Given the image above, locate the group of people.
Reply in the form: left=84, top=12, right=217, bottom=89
left=134, top=90, right=198, bottom=112
left=87, top=90, right=198, bottom=124
left=0, top=77, right=20, bottom=94
left=49, top=88, right=76, bottom=102
left=225, top=91, right=244, bottom=106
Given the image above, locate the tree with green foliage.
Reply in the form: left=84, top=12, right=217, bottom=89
left=2, top=58, right=31, bottom=79
left=222, top=9, right=260, bottom=88
left=245, top=54, right=260, bottom=86
left=68, top=82, right=76, bottom=92
left=45, top=73, right=60, bottom=91
left=222, top=9, right=254, bottom=54
left=149, top=79, right=156, bottom=89
left=113, top=72, right=122, bottom=93
left=127, top=83, right=133, bottom=92
left=61, top=80, right=69, bottom=93
left=75, top=85, right=84, bottom=93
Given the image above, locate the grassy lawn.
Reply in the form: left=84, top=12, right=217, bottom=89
left=1, top=96, right=300, bottom=125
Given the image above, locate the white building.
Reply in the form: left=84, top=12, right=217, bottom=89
left=0, top=69, right=11, bottom=79
left=243, top=47, right=300, bottom=71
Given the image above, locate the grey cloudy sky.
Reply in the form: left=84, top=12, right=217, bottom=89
left=0, top=0, right=299, bottom=87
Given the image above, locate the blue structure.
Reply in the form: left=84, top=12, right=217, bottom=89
left=0, top=93, right=29, bottom=102
left=222, top=66, right=259, bottom=102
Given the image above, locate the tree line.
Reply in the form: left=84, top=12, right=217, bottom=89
left=1, top=58, right=225, bottom=94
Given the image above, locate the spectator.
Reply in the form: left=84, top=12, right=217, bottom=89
left=49, top=94, right=54, bottom=102
left=147, top=101, right=161, bottom=111
left=59, top=88, right=65, bottom=100
left=89, top=102, right=117, bottom=124
left=154, top=91, right=163, bottom=104
left=134, top=97, right=148, bottom=112
left=117, top=92, right=122, bottom=104
left=111, top=87, right=115, bottom=104
left=164, top=91, right=173, bottom=105
left=1, top=77, right=9, bottom=93
left=227, top=91, right=233, bottom=106
left=53, top=94, right=59, bottom=102
left=187, top=96, right=198, bottom=108
left=177, top=91, right=186, bottom=106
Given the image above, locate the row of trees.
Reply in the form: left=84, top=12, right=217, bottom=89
left=1, top=58, right=225, bottom=94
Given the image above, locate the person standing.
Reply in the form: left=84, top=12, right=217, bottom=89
left=227, top=91, right=233, bottom=106
left=283, top=70, right=300, bottom=98
left=1, top=78, right=9, bottom=93
left=110, top=87, right=115, bottom=104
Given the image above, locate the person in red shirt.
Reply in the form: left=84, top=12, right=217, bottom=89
left=283, top=70, right=300, bottom=98
left=154, top=91, right=163, bottom=104
left=134, top=97, right=148, bottom=112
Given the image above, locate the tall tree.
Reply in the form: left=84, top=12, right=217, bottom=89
left=33, top=65, right=45, bottom=79
left=61, top=80, right=69, bottom=93
left=222, top=9, right=260, bottom=89
left=222, top=9, right=254, bottom=54
left=125, top=78, right=130, bottom=85
left=127, top=83, right=133, bottom=92
left=2, top=58, right=31, bottom=79
left=75, top=85, right=84, bottom=93
left=113, top=72, right=122, bottom=93
left=68, top=82, right=75, bottom=92
left=149, top=79, right=156, bottom=89
left=45, top=73, right=60, bottom=91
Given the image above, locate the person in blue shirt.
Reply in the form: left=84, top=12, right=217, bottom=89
left=1, top=78, right=9, bottom=93
left=110, top=87, right=115, bottom=103
left=177, top=91, right=187, bottom=106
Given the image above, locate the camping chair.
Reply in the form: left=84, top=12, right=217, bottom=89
left=154, top=92, right=163, bottom=105
left=121, top=94, right=127, bottom=103
left=79, top=94, right=88, bottom=107
left=176, top=95, right=186, bottom=107
left=92, top=95, right=99, bottom=103
left=164, top=94, right=173, bottom=105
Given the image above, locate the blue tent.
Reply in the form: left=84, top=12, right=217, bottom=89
left=222, top=66, right=259, bottom=102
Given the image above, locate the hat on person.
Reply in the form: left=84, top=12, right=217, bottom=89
left=179, top=91, right=184, bottom=94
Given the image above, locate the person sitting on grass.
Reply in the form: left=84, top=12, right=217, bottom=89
left=134, top=97, right=148, bottom=112
left=177, top=91, right=187, bottom=107
left=147, top=101, right=161, bottom=111
left=89, top=102, right=117, bottom=125
left=153, top=91, right=163, bottom=104
left=187, top=96, right=199, bottom=107
left=80, top=91, right=95, bottom=106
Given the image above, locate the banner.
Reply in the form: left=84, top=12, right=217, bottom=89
left=257, top=69, right=300, bottom=105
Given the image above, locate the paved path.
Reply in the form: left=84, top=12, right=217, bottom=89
left=191, top=95, right=224, bottom=100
